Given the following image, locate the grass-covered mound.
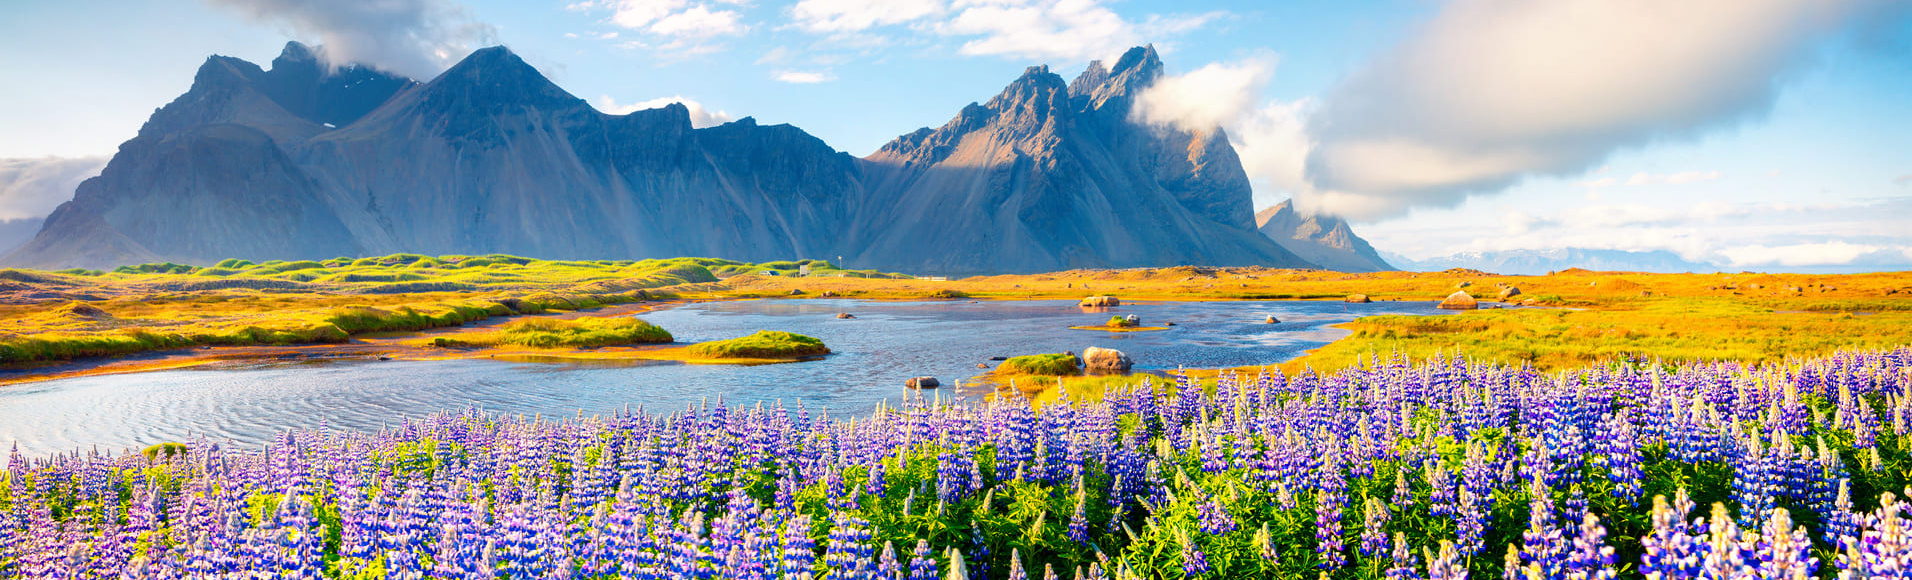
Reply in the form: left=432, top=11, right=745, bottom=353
left=997, top=352, right=1081, bottom=376
left=434, top=317, right=672, bottom=349
left=686, top=330, right=829, bottom=359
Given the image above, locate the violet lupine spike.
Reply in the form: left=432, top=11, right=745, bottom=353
left=1362, top=496, right=1391, bottom=557
left=1426, top=540, right=1467, bottom=580
left=1386, top=531, right=1423, bottom=580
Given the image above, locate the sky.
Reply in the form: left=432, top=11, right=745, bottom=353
left=0, top=0, right=1909, bottom=272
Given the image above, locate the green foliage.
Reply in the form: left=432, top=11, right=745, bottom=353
left=140, top=442, right=188, bottom=462
left=113, top=262, right=198, bottom=275
left=999, top=353, right=1081, bottom=376
left=687, top=330, right=829, bottom=359
left=440, top=317, right=673, bottom=349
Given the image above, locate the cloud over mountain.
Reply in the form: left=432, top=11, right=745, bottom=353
left=205, top=0, right=496, bottom=79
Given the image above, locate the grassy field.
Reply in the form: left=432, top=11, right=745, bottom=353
left=4, top=255, right=1911, bottom=373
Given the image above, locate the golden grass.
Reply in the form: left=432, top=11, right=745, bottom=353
left=4, top=256, right=1911, bottom=375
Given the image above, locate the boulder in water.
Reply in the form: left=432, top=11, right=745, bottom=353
left=1439, top=291, right=1478, bottom=310
left=836, top=313, right=855, bottom=319
left=1079, top=296, right=1119, bottom=308
left=1345, top=294, right=1371, bottom=303
left=1264, top=315, right=1280, bottom=324
left=905, top=376, right=940, bottom=389
left=1082, top=347, right=1132, bottom=372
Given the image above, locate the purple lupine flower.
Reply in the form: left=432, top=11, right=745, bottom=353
left=1254, top=522, right=1280, bottom=564
left=1760, top=507, right=1817, bottom=580
left=1640, top=494, right=1701, bottom=580
left=908, top=539, right=937, bottom=580
left=1564, top=511, right=1615, bottom=580
left=1180, top=531, right=1212, bottom=577
left=1387, top=532, right=1423, bottom=580
left=1317, top=452, right=1347, bottom=571
left=1520, top=477, right=1567, bottom=580
left=1426, top=540, right=1468, bottom=580
left=1362, top=496, right=1392, bottom=557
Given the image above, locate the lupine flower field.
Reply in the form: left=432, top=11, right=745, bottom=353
left=4, top=348, right=1912, bottom=579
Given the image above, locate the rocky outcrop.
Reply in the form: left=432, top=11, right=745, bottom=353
left=1081, top=346, right=1132, bottom=372
left=1439, top=291, right=1478, bottom=310
left=1346, top=294, right=1371, bottom=303
left=1255, top=200, right=1393, bottom=273
left=1498, top=287, right=1522, bottom=301
left=1079, top=296, right=1120, bottom=307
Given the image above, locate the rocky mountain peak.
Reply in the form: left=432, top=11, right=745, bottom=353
left=1070, top=44, right=1162, bottom=118
left=415, top=46, right=579, bottom=111
left=273, top=41, right=320, bottom=67
left=1256, top=200, right=1394, bottom=272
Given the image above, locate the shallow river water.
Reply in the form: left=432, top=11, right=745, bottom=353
left=0, top=298, right=1451, bottom=455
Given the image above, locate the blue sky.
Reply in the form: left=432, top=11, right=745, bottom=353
left=1, top=0, right=1909, bottom=271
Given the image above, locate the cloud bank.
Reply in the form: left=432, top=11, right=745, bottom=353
left=593, top=96, right=734, bottom=128
left=1134, top=0, right=1909, bottom=222
left=205, top=0, right=497, bottom=79
left=1297, top=0, right=1907, bottom=220
left=0, top=157, right=109, bottom=222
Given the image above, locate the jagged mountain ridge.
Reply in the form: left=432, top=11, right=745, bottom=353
left=1254, top=200, right=1394, bottom=273
left=5, top=43, right=1315, bottom=274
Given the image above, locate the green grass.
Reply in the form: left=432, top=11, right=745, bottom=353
left=998, top=353, right=1081, bottom=376
left=435, top=317, right=672, bottom=349
left=686, top=330, right=829, bottom=359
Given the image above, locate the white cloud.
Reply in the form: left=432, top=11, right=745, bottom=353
left=0, top=156, right=109, bottom=221
left=935, top=0, right=1224, bottom=62
left=756, top=46, right=792, bottom=65
left=1896, top=173, right=1912, bottom=187
left=772, top=70, right=837, bottom=83
left=1719, top=241, right=1883, bottom=267
left=791, top=0, right=942, bottom=33
left=648, top=5, right=746, bottom=37
left=205, top=0, right=496, bottom=79
left=1292, top=0, right=1907, bottom=220
left=1133, top=55, right=1275, bottom=132
left=572, top=0, right=746, bottom=48
left=593, top=95, right=734, bottom=128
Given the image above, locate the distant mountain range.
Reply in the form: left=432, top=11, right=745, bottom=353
left=1387, top=248, right=1720, bottom=275
left=2, top=42, right=1333, bottom=275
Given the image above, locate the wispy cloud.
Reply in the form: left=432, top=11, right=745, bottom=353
left=0, top=156, right=109, bottom=221
left=936, top=0, right=1224, bottom=62
left=1896, top=173, right=1912, bottom=186
left=204, top=0, right=496, bottom=79
left=569, top=0, right=747, bottom=55
left=772, top=70, right=836, bottom=84
left=790, top=0, right=942, bottom=33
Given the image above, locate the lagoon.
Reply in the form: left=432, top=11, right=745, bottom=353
left=0, top=298, right=1451, bottom=456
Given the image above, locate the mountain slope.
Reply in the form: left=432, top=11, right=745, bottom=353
left=1254, top=200, right=1393, bottom=272
left=5, top=44, right=1314, bottom=274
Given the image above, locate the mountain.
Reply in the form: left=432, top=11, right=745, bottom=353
left=4, top=43, right=1313, bottom=274
left=1254, top=200, right=1393, bottom=272
left=1393, top=248, right=1719, bottom=275
left=850, top=46, right=1304, bottom=274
